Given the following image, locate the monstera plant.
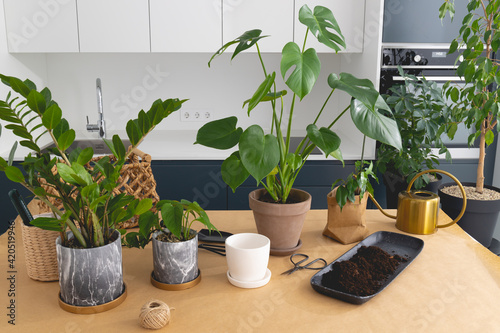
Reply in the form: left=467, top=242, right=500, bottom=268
left=195, top=5, right=402, bottom=204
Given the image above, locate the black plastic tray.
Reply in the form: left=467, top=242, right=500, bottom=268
left=311, top=231, right=424, bottom=304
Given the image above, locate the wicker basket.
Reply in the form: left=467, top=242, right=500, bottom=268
left=21, top=216, right=59, bottom=282
left=38, top=147, right=159, bottom=229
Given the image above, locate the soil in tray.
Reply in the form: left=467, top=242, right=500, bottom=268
left=321, top=246, right=408, bottom=296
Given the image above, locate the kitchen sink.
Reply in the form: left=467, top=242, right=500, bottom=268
left=41, top=139, right=132, bottom=155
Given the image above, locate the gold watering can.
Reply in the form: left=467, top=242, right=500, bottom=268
left=370, top=169, right=467, bottom=235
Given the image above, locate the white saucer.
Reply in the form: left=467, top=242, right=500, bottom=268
left=227, top=269, right=272, bottom=289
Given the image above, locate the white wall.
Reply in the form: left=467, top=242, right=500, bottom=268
left=0, top=2, right=48, bottom=157
left=0, top=1, right=383, bottom=161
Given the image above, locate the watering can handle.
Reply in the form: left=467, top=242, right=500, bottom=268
left=407, top=169, right=467, bottom=228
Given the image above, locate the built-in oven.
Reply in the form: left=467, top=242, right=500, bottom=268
left=379, top=44, right=478, bottom=160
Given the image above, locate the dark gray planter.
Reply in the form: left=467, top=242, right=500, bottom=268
left=384, top=171, right=443, bottom=209
left=439, top=182, right=500, bottom=248
left=56, top=230, right=124, bottom=306
left=152, top=229, right=198, bottom=284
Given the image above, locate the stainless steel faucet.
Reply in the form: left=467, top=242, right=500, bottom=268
left=86, top=78, right=106, bottom=139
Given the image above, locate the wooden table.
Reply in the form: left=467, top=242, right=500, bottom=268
left=2, top=209, right=500, bottom=332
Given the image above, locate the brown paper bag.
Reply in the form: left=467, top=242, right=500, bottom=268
left=323, top=187, right=370, bottom=244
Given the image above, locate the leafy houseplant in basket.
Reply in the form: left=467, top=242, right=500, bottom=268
left=0, top=73, right=185, bottom=311
left=123, top=199, right=218, bottom=289
left=323, top=156, right=378, bottom=245
left=377, top=69, right=452, bottom=208
left=195, top=5, right=402, bottom=255
left=439, top=0, right=500, bottom=247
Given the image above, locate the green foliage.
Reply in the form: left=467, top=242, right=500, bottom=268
left=440, top=0, right=500, bottom=191
left=123, top=199, right=218, bottom=249
left=332, top=161, right=377, bottom=210
left=376, top=70, right=452, bottom=189
left=195, top=5, right=402, bottom=203
left=0, top=73, right=186, bottom=248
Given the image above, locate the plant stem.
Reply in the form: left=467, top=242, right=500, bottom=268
left=312, top=89, right=335, bottom=125
left=256, top=43, right=268, bottom=77
left=327, top=104, right=350, bottom=129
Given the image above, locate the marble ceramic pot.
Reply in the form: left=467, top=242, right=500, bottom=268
left=152, top=229, right=198, bottom=284
left=56, top=230, right=124, bottom=307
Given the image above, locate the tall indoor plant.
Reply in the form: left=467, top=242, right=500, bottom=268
left=0, top=74, right=185, bottom=310
left=439, top=0, right=500, bottom=247
left=195, top=5, right=402, bottom=253
left=377, top=69, right=452, bottom=208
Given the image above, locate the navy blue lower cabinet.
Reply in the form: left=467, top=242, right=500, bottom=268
left=0, top=163, right=32, bottom=235
left=151, top=160, right=228, bottom=210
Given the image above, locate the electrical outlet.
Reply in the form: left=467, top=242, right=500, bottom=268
left=180, top=110, right=213, bottom=122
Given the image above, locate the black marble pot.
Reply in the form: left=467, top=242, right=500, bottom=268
left=152, top=229, right=198, bottom=284
left=56, top=230, right=124, bottom=306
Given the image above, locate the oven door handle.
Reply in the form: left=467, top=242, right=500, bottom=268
left=392, top=76, right=464, bottom=82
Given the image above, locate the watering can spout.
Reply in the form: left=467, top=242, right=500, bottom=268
left=369, top=169, right=467, bottom=235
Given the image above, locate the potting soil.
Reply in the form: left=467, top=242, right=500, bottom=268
left=321, top=246, right=407, bottom=296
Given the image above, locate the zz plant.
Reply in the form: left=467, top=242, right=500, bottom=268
left=0, top=73, right=186, bottom=248
left=195, top=5, right=402, bottom=204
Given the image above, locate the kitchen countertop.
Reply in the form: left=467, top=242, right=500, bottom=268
left=1, top=209, right=500, bottom=332
left=1, top=130, right=373, bottom=162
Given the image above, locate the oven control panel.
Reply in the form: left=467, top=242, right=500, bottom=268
left=382, top=48, right=459, bottom=67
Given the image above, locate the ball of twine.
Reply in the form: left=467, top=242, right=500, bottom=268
left=139, top=300, right=174, bottom=330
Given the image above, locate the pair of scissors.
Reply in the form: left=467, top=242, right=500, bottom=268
left=281, top=253, right=327, bottom=275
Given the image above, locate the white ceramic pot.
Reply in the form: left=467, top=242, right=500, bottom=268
left=225, top=233, right=270, bottom=282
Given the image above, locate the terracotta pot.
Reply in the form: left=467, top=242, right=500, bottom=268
left=323, top=187, right=370, bottom=245
left=248, top=188, right=311, bottom=256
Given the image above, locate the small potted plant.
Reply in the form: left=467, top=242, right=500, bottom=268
left=377, top=69, right=451, bottom=208
left=0, top=73, right=185, bottom=312
left=324, top=155, right=377, bottom=245
left=123, top=199, right=218, bottom=289
left=195, top=5, right=402, bottom=254
left=439, top=0, right=500, bottom=247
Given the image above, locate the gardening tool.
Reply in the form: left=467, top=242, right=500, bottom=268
left=281, top=253, right=327, bottom=275
left=8, top=189, right=33, bottom=226
left=369, top=169, right=467, bottom=235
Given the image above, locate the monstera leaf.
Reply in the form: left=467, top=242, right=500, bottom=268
left=239, top=125, right=280, bottom=184
left=299, top=5, right=346, bottom=52
left=195, top=116, right=243, bottom=150
left=221, top=152, right=250, bottom=192
left=306, top=125, right=341, bottom=157
left=350, top=99, right=402, bottom=150
left=281, top=42, right=321, bottom=100
left=209, top=29, right=269, bottom=66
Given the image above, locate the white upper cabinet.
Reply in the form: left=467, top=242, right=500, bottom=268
left=2, top=0, right=367, bottom=53
left=150, top=0, right=221, bottom=52
left=3, top=0, right=79, bottom=53
left=77, top=0, right=150, bottom=52
left=222, top=0, right=294, bottom=53
left=294, top=0, right=365, bottom=53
